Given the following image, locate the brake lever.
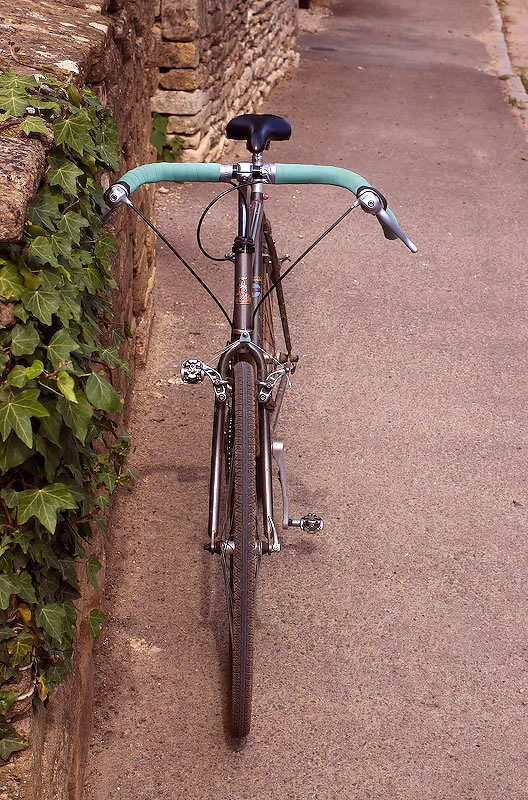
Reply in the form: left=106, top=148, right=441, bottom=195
left=376, top=207, right=417, bottom=253
left=356, top=187, right=418, bottom=253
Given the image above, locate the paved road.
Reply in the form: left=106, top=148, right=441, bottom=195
left=84, top=2, right=528, bottom=798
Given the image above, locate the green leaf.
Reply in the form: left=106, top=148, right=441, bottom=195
left=20, top=116, right=49, bottom=137
left=56, top=211, right=89, bottom=245
left=0, top=574, right=16, bottom=610
left=98, top=346, right=122, bottom=369
left=52, top=111, right=92, bottom=155
left=57, top=371, right=77, bottom=402
left=66, top=84, right=81, bottom=108
left=0, top=720, right=28, bottom=763
left=0, top=389, right=49, bottom=447
left=27, top=236, right=59, bottom=268
left=6, top=365, right=27, bottom=388
left=35, top=433, right=61, bottom=482
left=0, top=261, right=24, bottom=302
left=85, top=554, right=101, bottom=591
left=47, top=329, right=79, bottom=369
left=11, top=530, right=33, bottom=555
left=20, top=288, right=61, bottom=326
left=10, top=322, right=40, bottom=356
left=13, top=304, right=29, bottom=323
left=38, top=400, right=63, bottom=446
left=47, top=152, right=84, bottom=196
left=7, top=630, right=34, bottom=665
left=18, top=263, right=42, bottom=291
left=0, top=88, right=31, bottom=117
left=0, top=70, right=34, bottom=91
left=15, top=571, right=36, bottom=604
left=50, top=232, right=72, bottom=259
left=25, top=359, right=44, bottom=380
left=16, top=483, right=77, bottom=534
left=87, top=608, right=104, bottom=638
left=0, top=690, right=17, bottom=715
left=35, top=602, right=66, bottom=642
left=0, top=433, right=33, bottom=473
left=85, top=372, right=122, bottom=413
left=57, top=390, right=93, bottom=443
left=27, top=187, right=63, bottom=229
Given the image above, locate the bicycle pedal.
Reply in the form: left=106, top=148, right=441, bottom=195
left=289, top=513, right=324, bottom=533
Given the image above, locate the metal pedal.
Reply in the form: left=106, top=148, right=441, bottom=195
left=289, top=513, right=324, bottom=533
left=181, top=359, right=204, bottom=384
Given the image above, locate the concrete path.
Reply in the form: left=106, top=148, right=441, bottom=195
left=83, top=2, right=528, bottom=798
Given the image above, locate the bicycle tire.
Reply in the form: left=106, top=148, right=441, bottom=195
left=231, top=360, right=257, bottom=737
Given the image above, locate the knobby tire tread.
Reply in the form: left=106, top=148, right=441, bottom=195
left=231, top=360, right=257, bottom=738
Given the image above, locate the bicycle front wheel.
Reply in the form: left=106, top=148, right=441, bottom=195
left=231, top=360, right=257, bottom=737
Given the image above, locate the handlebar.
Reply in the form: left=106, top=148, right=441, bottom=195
left=104, top=161, right=417, bottom=252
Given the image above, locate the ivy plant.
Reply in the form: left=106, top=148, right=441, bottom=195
left=0, top=68, right=134, bottom=763
left=150, top=112, right=183, bottom=162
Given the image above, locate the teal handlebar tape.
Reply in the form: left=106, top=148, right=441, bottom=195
left=275, top=163, right=398, bottom=240
left=118, top=162, right=222, bottom=194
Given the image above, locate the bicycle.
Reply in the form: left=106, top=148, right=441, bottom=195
left=103, top=113, right=417, bottom=738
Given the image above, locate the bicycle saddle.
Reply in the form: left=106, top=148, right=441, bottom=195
left=226, top=114, right=291, bottom=153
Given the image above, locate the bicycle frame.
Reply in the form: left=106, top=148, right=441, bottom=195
left=208, top=152, right=278, bottom=556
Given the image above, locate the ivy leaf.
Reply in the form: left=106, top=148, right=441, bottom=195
left=85, top=372, right=122, bottom=413
left=56, top=212, right=89, bottom=245
left=57, top=371, right=77, bottom=402
left=50, top=232, right=72, bottom=259
left=6, top=365, right=28, bottom=388
left=47, top=329, right=79, bottom=369
left=85, top=554, right=101, bottom=591
left=0, top=88, right=30, bottom=117
left=0, top=432, right=33, bottom=474
left=14, top=571, right=37, bottom=604
left=0, top=719, right=28, bottom=763
left=47, top=152, right=84, bottom=196
left=10, top=322, right=40, bottom=356
left=57, top=390, right=93, bottom=444
left=20, top=116, right=49, bottom=137
left=98, top=346, right=122, bottom=369
left=27, top=187, right=63, bottom=229
left=11, top=530, right=33, bottom=555
left=0, top=690, right=17, bottom=715
left=25, top=359, right=44, bottom=380
left=38, top=399, right=63, bottom=445
left=35, top=602, right=67, bottom=642
left=0, top=70, right=34, bottom=90
left=20, top=288, right=61, bottom=326
left=27, top=236, right=59, bottom=268
left=87, top=608, right=104, bottom=638
left=0, top=261, right=24, bottom=302
left=0, top=574, right=17, bottom=610
left=7, top=630, right=34, bottom=665
left=16, top=483, right=76, bottom=534
left=66, top=84, right=82, bottom=109
left=0, top=389, right=49, bottom=447
left=53, top=111, right=92, bottom=155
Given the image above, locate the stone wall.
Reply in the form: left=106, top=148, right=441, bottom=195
left=151, top=0, right=299, bottom=162
left=0, top=0, right=159, bottom=377
left=0, top=2, right=158, bottom=798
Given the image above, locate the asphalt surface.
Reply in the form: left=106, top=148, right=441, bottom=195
left=83, top=2, right=528, bottom=798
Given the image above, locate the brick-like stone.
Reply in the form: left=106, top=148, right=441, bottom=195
left=159, top=66, right=204, bottom=90
left=0, top=137, right=46, bottom=242
left=151, top=88, right=206, bottom=114
left=157, top=40, right=200, bottom=67
left=166, top=106, right=208, bottom=134
left=161, top=0, right=206, bottom=42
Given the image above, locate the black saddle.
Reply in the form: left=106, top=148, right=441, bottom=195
left=226, top=114, right=291, bottom=153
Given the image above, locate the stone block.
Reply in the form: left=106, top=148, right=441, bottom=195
left=159, top=66, right=205, bottom=90
left=151, top=88, right=206, bottom=114
left=161, top=0, right=206, bottom=42
left=0, top=137, right=46, bottom=242
left=166, top=106, right=209, bottom=134
left=157, top=39, right=200, bottom=68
